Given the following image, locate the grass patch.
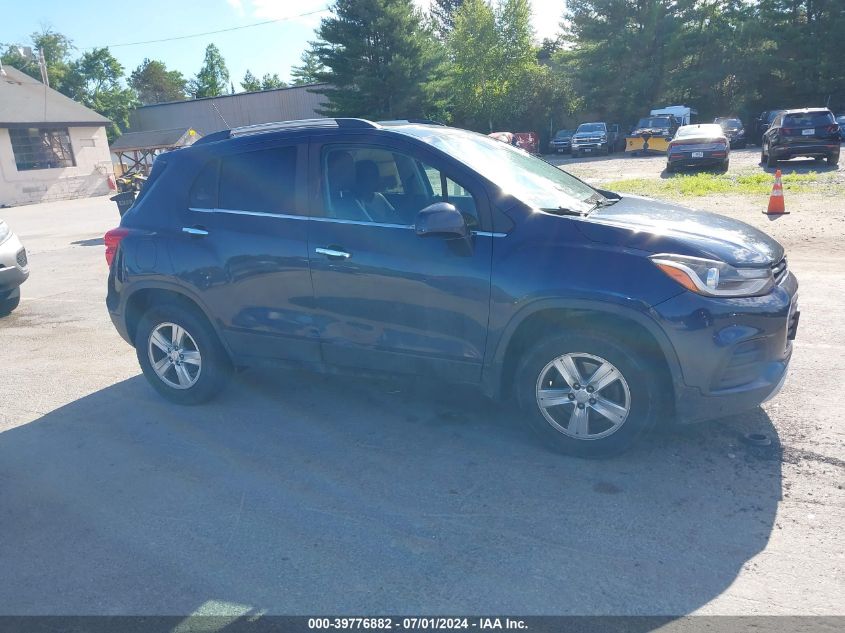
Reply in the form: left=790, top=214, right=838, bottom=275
left=606, top=171, right=831, bottom=197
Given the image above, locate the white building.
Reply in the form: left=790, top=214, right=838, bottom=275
left=0, top=65, right=114, bottom=207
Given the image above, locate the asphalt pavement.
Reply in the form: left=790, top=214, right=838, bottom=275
left=0, top=194, right=842, bottom=617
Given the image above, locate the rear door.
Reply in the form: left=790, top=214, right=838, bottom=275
left=306, top=134, right=493, bottom=383
left=172, top=138, right=319, bottom=364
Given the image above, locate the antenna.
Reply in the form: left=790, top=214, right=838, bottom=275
left=211, top=101, right=229, bottom=129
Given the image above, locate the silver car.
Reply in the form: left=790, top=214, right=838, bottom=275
left=0, top=218, right=29, bottom=315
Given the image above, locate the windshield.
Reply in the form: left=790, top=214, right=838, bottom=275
left=718, top=119, right=742, bottom=129
left=397, top=126, right=598, bottom=213
left=576, top=123, right=605, bottom=133
left=636, top=117, right=670, bottom=129
left=554, top=129, right=573, bottom=138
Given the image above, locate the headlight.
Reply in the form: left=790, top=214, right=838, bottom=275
left=650, top=254, right=773, bottom=297
left=0, top=220, right=10, bottom=245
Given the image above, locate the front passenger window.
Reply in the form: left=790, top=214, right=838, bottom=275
left=323, top=146, right=479, bottom=228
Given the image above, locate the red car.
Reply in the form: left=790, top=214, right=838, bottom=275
left=488, top=131, right=539, bottom=154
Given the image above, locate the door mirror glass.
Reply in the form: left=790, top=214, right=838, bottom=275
left=414, top=202, right=467, bottom=238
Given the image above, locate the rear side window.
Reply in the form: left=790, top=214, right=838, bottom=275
left=219, top=146, right=297, bottom=213
left=783, top=112, right=835, bottom=127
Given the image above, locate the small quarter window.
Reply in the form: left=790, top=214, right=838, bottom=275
left=189, top=159, right=219, bottom=209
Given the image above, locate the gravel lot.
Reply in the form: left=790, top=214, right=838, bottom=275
left=0, top=149, right=843, bottom=616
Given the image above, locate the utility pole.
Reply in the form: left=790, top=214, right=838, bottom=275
left=38, top=49, right=50, bottom=87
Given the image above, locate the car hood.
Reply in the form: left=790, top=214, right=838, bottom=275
left=577, top=194, right=784, bottom=266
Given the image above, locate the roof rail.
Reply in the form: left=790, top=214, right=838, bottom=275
left=229, top=118, right=379, bottom=138
left=378, top=119, right=446, bottom=127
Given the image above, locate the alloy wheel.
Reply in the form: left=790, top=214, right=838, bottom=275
left=535, top=352, right=631, bottom=440
left=148, top=322, right=202, bottom=389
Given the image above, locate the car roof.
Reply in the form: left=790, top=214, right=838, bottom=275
left=676, top=123, right=723, bottom=136
left=190, top=117, right=442, bottom=148
left=782, top=108, right=832, bottom=115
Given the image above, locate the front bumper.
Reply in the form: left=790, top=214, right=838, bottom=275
left=0, top=233, right=30, bottom=292
left=652, top=270, right=799, bottom=424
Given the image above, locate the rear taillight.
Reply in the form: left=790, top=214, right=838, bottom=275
left=104, top=227, right=129, bottom=267
left=825, top=124, right=839, bottom=134
left=781, top=128, right=795, bottom=135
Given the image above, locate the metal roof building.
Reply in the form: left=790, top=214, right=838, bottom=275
left=127, top=84, right=329, bottom=136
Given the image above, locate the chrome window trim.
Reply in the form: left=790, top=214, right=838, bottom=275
left=188, top=207, right=507, bottom=236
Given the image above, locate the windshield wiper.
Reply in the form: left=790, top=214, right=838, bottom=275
left=540, top=206, right=587, bottom=217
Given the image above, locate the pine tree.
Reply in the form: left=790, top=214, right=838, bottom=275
left=241, top=69, right=261, bottom=92
left=311, top=0, right=442, bottom=119
left=290, top=49, right=324, bottom=85
left=190, top=43, right=229, bottom=98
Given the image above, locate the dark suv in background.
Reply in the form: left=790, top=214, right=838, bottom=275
left=548, top=129, right=574, bottom=154
left=106, top=119, right=798, bottom=457
left=761, top=108, right=840, bottom=167
left=714, top=117, right=747, bottom=148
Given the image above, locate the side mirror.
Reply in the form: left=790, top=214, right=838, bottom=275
left=414, top=202, right=468, bottom=239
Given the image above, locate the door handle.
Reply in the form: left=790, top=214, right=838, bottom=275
left=315, top=247, right=351, bottom=259
left=182, top=226, right=209, bottom=237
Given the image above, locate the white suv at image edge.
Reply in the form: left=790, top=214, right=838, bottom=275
left=0, top=218, right=29, bottom=315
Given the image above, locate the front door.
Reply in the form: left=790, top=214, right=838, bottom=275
left=307, top=138, right=493, bottom=383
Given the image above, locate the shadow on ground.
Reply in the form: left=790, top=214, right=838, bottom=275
left=0, top=369, right=782, bottom=616
left=760, top=157, right=839, bottom=174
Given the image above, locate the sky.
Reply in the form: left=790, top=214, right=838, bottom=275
left=2, top=0, right=566, bottom=90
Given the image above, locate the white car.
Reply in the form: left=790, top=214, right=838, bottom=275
left=0, top=218, right=29, bottom=315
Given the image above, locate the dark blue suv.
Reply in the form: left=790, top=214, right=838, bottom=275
left=105, top=118, right=799, bottom=457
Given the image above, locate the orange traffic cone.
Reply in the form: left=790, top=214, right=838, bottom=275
left=764, top=169, right=788, bottom=215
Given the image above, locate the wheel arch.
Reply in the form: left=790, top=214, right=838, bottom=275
left=487, top=300, right=682, bottom=406
left=123, top=283, right=232, bottom=359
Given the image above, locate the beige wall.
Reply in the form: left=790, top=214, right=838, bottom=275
left=0, top=125, right=114, bottom=207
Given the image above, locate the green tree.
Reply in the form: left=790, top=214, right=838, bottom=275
left=447, top=0, right=550, bottom=132
left=1, top=27, right=74, bottom=91
left=430, top=0, right=466, bottom=36
left=311, top=0, right=444, bottom=119
left=260, top=73, right=287, bottom=90
left=64, top=47, right=138, bottom=141
left=129, top=58, right=187, bottom=104
left=241, top=69, right=261, bottom=92
left=290, top=48, right=324, bottom=85
left=190, top=43, right=229, bottom=98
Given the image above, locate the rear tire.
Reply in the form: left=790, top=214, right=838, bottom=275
left=719, top=159, right=730, bottom=173
left=766, top=145, right=778, bottom=168
left=515, top=332, right=661, bottom=458
left=828, top=154, right=839, bottom=166
left=135, top=302, right=232, bottom=405
left=0, top=287, right=21, bottom=316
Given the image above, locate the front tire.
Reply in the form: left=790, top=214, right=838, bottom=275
left=0, top=287, right=21, bottom=316
left=516, top=332, right=660, bottom=458
left=135, top=302, right=232, bottom=405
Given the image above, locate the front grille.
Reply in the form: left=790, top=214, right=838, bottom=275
left=16, top=248, right=27, bottom=268
left=771, top=256, right=787, bottom=284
